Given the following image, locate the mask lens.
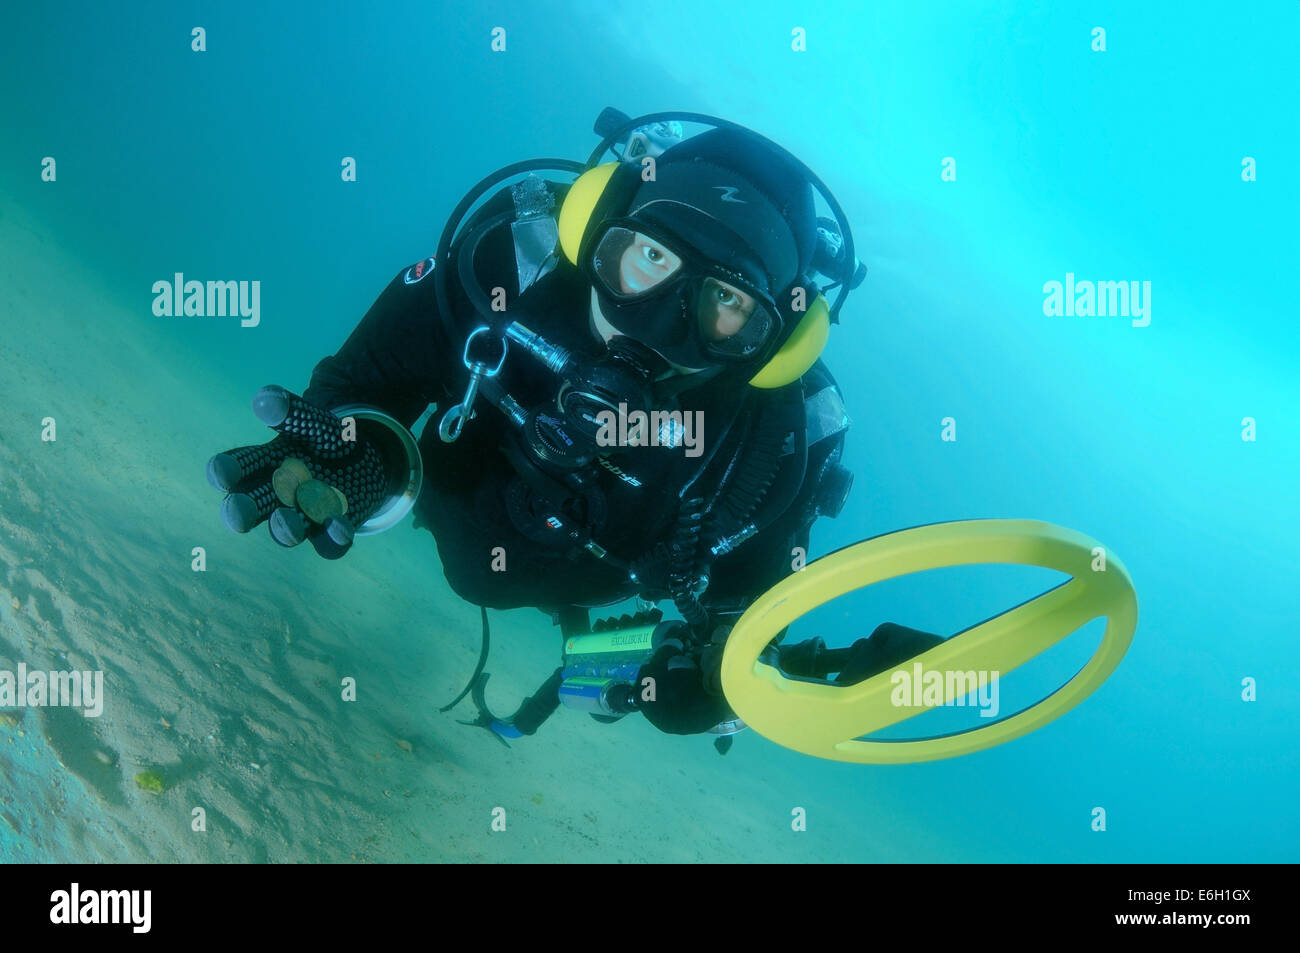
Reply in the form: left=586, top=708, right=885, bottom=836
left=696, top=277, right=778, bottom=362
left=592, top=227, right=684, bottom=298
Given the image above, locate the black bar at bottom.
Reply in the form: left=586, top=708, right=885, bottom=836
left=0, top=862, right=1280, bottom=939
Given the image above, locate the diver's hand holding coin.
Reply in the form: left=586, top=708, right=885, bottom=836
left=206, top=385, right=391, bottom=559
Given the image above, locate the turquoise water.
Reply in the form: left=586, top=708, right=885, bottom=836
left=1, top=1, right=1296, bottom=862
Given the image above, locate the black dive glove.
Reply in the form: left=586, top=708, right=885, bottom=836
left=206, top=385, right=391, bottom=559
left=634, top=623, right=734, bottom=736
left=779, top=623, right=947, bottom=685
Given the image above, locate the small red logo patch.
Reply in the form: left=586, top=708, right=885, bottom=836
left=403, top=256, right=435, bottom=285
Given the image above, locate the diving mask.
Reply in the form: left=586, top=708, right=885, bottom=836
left=588, top=219, right=782, bottom=371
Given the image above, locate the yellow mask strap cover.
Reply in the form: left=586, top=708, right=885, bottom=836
left=558, top=162, right=620, bottom=266
left=748, top=294, right=830, bottom=388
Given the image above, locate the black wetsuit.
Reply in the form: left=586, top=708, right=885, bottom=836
left=301, top=231, right=848, bottom=620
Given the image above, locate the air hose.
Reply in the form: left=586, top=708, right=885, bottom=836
left=667, top=497, right=710, bottom=629
left=708, top=398, right=791, bottom=539
left=665, top=392, right=800, bottom=630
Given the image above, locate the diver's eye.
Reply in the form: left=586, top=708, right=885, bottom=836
left=643, top=245, right=665, bottom=265
left=714, top=285, right=740, bottom=307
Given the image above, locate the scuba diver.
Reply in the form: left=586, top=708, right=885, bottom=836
left=206, top=109, right=946, bottom=751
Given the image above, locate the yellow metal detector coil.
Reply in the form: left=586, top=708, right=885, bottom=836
left=719, top=519, right=1138, bottom=764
